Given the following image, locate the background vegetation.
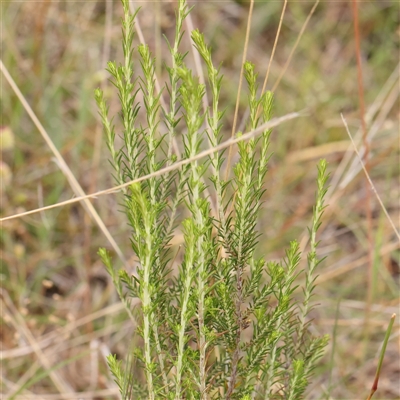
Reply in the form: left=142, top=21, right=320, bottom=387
left=1, top=1, right=399, bottom=399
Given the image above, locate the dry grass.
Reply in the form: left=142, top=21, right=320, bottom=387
left=1, top=1, right=399, bottom=399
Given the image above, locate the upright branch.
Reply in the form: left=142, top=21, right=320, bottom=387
left=297, top=159, right=329, bottom=351
left=178, top=66, right=213, bottom=399
left=225, top=61, right=271, bottom=398
left=191, top=30, right=228, bottom=230
left=163, top=0, right=190, bottom=237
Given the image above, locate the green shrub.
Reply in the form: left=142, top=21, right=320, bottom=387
left=95, top=1, right=329, bottom=398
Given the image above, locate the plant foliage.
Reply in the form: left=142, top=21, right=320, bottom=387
left=95, top=1, right=329, bottom=399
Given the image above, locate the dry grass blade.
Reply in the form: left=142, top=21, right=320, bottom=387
left=224, top=0, right=254, bottom=181
left=0, top=111, right=301, bottom=222
left=260, top=0, right=287, bottom=99
left=341, top=114, right=400, bottom=242
left=286, top=140, right=351, bottom=163
left=272, top=0, right=320, bottom=92
left=329, top=62, right=399, bottom=193
left=351, top=0, right=373, bottom=343
left=0, top=59, right=127, bottom=265
left=340, top=77, right=399, bottom=189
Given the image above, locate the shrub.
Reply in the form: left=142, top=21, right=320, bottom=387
left=95, top=1, right=329, bottom=398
